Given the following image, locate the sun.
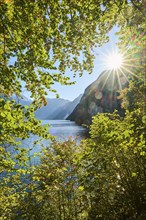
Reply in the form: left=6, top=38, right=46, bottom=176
left=93, top=46, right=143, bottom=91
left=106, top=52, right=124, bottom=70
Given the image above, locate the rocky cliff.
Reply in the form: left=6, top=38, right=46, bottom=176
left=67, top=70, right=128, bottom=125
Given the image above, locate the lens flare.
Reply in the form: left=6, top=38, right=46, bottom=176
left=93, top=42, right=144, bottom=93
left=106, top=52, right=123, bottom=70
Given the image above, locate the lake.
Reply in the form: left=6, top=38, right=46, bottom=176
left=46, top=120, right=87, bottom=139
left=21, top=120, right=87, bottom=164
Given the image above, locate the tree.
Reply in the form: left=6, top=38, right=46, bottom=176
left=0, top=0, right=145, bottom=219
left=0, top=0, right=145, bottom=145
left=0, top=139, right=89, bottom=220
left=0, top=0, right=123, bottom=160
left=78, top=111, right=146, bottom=219
left=0, top=0, right=107, bottom=100
left=1, top=0, right=145, bottom=101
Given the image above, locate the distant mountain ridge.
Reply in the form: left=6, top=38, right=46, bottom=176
left=67, top=70, right=129, bottom=125
left=11, top=94, right=31, bottom=106
left=35, top=98, right=70, bottom=120
left=48, top=94, right=82, bottom=120
left=11, top=95, right=82, bottom=120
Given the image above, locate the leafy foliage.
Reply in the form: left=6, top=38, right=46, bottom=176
left=0, top=0, right=112, bottom=100
left=0, top=0, right=146, bottom=219
left=0, top=140, right=88, bottom=220
left=21, top=140, right=89, bottom=220
left=78, top=110, right=146, bottom=219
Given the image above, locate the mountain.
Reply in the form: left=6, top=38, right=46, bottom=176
left=49, top=94, right=82, bottom=119
left=11, top=94, right=32, bottom=106
left=67, top=70, right=129, bottom=125
left=11, top=95, right=70, bottom=120
left=10, top=95, right=82, bottom=120
left=35, top=98, right=70, bottom=120
left=4, top=94, right=81, bottom=120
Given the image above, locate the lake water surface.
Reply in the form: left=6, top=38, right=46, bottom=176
left=21, top=120, right=87, bottom=164
left=46, top=120, right=87, bottom=139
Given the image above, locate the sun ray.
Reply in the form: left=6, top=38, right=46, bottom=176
left=101, top=69, right=113, bottom=90
left=112, top=69, right=116, bottom=90
left=107, top=52, right=124, bottom=70
left=118, top=67, right=129, bottom=82
left=94, top=44, right=144, bottom=93
left=116, top=69, right=122, bottom=90
left=98, top=44, right=139, bottom=68
left=121, top=66, right=142, bottom=79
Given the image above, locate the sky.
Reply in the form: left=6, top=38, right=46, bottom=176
left=47, top=27, right=119, bottom=101
left=23, top=26, right=119, bottom=101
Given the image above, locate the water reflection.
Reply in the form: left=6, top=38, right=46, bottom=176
left=47, top=120, right=87, bottom=140
left=21, top=120, right=87, bottom=164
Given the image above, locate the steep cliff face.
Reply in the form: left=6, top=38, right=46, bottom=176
left=67, top=71, right=128, bottom=125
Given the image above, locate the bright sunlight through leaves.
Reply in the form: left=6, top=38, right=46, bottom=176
left=106, top=52, right=123, bottom=70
